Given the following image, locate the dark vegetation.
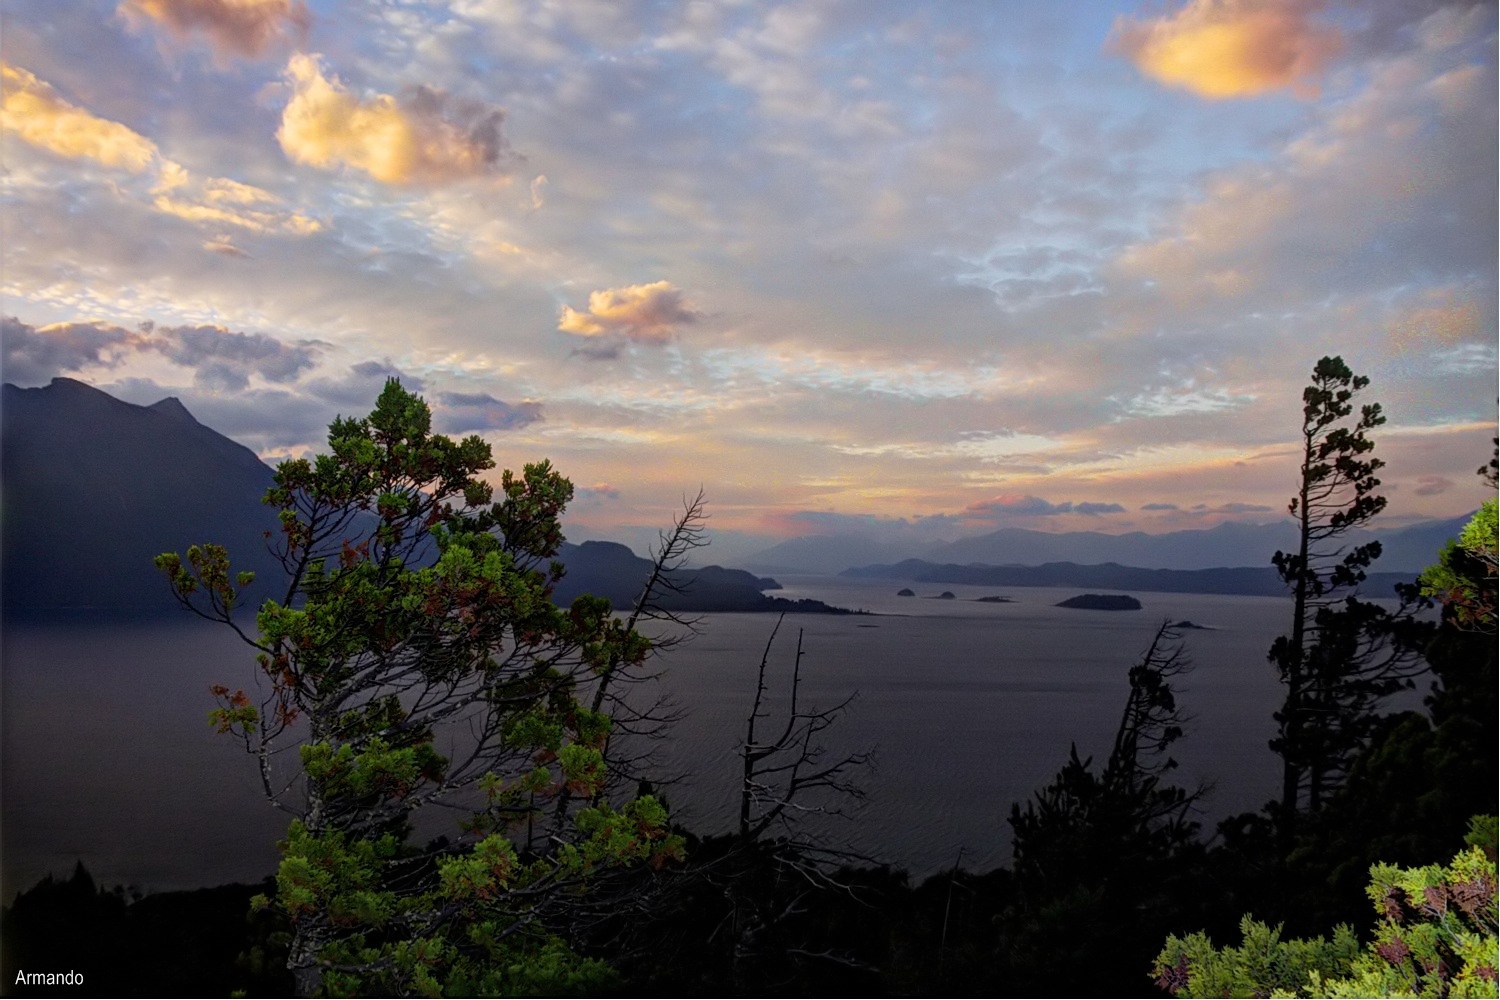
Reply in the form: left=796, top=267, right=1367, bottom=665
left=1056, top=592, right=1143, bottom=610
left=3, top=360, right=1495, bottom=996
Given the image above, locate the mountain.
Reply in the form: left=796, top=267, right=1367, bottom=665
left=740, top=534, right=930, bottom=575
left=1, top=379, right=826, bottom=618
left=840, top=559, right=1417, bottom=599
left=2, top=378, right=284, bottom=617
left=747, top=515, right=1470, bottom=577
left=551, top=540, right=849, bottom=614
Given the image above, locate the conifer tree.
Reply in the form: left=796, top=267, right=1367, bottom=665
left=1268, top=356, right=1423, bottom=825
left=157, top=379, right=682, bottom=996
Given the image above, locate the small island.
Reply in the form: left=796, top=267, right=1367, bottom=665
left=930, top=591, right=957, bottom=600
left=974, top=595, right=1014, bottom=603
left=896, top=588, right=916, bottom=597
left=1056, top=593, right=1142, bottom=611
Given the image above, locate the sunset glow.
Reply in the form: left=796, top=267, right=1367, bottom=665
left=2, top=1, right=1494, bottom=562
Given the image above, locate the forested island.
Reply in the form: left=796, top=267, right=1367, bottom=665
left=1056, top=593, right=1142, bottom=610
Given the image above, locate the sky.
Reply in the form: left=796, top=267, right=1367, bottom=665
left=2, top=0, right=1495, bottom=562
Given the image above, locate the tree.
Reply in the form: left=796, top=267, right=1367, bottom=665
left=998, top=623, right=1207, bottom=995
left=156, top=379, right=682, bottom=996
left=1153, top=816, right=1498, bottom=999
left=1268, top=356, right=1424, bottom=823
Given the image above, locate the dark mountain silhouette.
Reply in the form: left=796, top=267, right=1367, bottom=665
left=839, top=559, right=1416, bottom=599
left=551, top=540, right=849, bottom=614
left=2, top=378, right=283, bottom=618
left=1, top=379, right=829, bottom=618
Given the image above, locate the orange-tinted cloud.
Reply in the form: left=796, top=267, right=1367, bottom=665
left=1, top=64, right=320, bottom=236
left=152, top=162, right=322, bottom=235
left=1110, top=0, right=1341, bottom=99
left=1, top=64, right=157, bottom=171
left=118, top=0, right=310, bottom=61
left=558, top=281, right=700, bottom=345
left=277, top=54, right=512, bottom=185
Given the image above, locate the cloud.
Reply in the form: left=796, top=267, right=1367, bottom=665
left=144, top=322, right=320, bottom=390
left=1413, top=475, right=1455, bottom=496
left=2, top=316, right=144, bottom=384
left=557, top=281, right=700, bottom=348
left=304, top=360, right=424, bottom=410
left=434, top=391, right=543, bottom=434
left=278, top=54, right=514, bottom=185
left=151, top=161, right=322, bottom=235
left=964, top=494, right=1126, bottom=519
left=2, top=315, right=320, bottom=390
left=773, top=509, right=962, bottom=539
left=1141, top=502, right=1181, bottom=511
left=1, top=65, right=320, bottom=235
left=1192, top=501, right=1276, bottom=514
left=1110, top=0, right=1342, bottom=99
left=576, top=483, right=622, bottom=501
left=0, top=64, right=157, bottom=170
left=118, top=0, right=310, bottom=62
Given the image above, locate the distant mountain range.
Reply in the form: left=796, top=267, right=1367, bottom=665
left=3, top=378, right=1469, bottom=617
left=746, top=514, right=1470, bottom=576
left=0, top=379, right=841, bottom=619
left=840, top=560, right=1416, bottom=600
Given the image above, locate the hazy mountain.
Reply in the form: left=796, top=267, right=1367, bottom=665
left=747, top=514, right=1471, bottom=577
left=927, top=518, right=1469, bottom=575
left=840, top=560, right=1416, bottom=599
left=740, top=534, right=930, bottom=575
left=1, top=379, right=823, bottom=618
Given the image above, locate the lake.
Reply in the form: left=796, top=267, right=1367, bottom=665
left=1, top=576, right=1338, bottom=896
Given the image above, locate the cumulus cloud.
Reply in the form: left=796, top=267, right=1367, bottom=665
left=0, top=65, right=319, bottom=235
left=277, top=54, right=513, bottom=185
left=557, top=281, right=700, bottom=349
left=144, top=322, right=320, bottom=390
left=434, top=391, right=543, bottom=434
left=2, top=315, right=320, bottom=390
left=1110, top=0, right=1342, bottom=99
left=1116, top=9, right=1495, bottom=313
left=304, top=360, right=424, bottom=410
left=2, top=316, right=144, bottom=385
left=965, top=494, right=1126, bottom=519
left=118, top=0, right=310, bottom=62
left=1, top=64, right=157, bottom=170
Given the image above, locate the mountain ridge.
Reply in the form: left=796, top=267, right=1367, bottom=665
left=0, top=379, right=841, bottom=618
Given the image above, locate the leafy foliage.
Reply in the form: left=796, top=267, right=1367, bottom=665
left=157, top=379, right=681, bottom=995
left=1154, top=817, right=1498, bottom=999
left=1419, top=498, right=1497, bottom=634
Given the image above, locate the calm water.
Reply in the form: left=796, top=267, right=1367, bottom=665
left=2, top=577, right=1332, bottom=895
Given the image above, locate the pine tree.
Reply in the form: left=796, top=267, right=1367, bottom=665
left=157, top=379, right=682, bottom=996
left=1268, top=356, right=1423, bottom=825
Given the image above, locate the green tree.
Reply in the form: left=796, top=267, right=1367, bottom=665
left=1153, top=816, right=1498, bottom=999
left=1419, top=497, right=1497, bottom=634
left=157, top=380, right=682, bottom=996
left=1269, top=356, right=1424, bottom=824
